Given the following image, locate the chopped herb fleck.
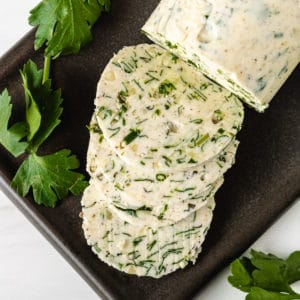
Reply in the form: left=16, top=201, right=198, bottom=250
left=212, top=109, right=224, bottom=124
left=156, top=173, right=168, bottom=181
left=155, top=109, right=161, bottom=116
left=256, top=77, right=267, bottom=92
left=171, top=54, right=179, bottom=63
left=93, top=244, right=101, bottom=253
left=158, top=204, right=168, bottom=220
left=146, top=240, right=157, bottom=251
left=114, top=205, right=152, bottom=217
left=128, top=250, right=140, bottom=260
left=174, top=187, right=196, bottom=193
left=134, top=178, right=154, bottom=183
left=166, top=41, right=178, bottom=49
left=118, top=89, right=129, bottom=104
left=108, top=126, right=120, bottom=137
left=218, top=128, right=225, bottom=134
left=133, top=235, right=146, bottom=247
left=114, top=206, right=137, bottom=217
left=188, top=158, right=198, bottom=164
left=162, top=155, right=172, bottom=167
left=159, top=80, right=176, bottom=96
left=123, top=128, right=141, bottom=145
left=274, top=32, right=283, bottom=38
left=87, top=122, right=102, bottom=134
left=190, top=119, right=203, bottom=124
left=144, top=72, right=159, bottom=84
left=133, top=79, right=144, bottom=91
left=98, top=106, right=112, bottom=120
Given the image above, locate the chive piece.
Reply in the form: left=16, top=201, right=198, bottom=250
left=156, top=173, right=168, bottom=181
left=174, top=187, right=196, bottom=193
left=123, top=129, right=141, bottom=145
left=138, top=205, right=152, bottom=212
left=146, top=240, right=157, bottom=251
left=128, top=250, right=140, bottom=260
left=134, top=178, right=154, bottom=183
left=158, top=204, right=168, bottom=220
left=176, top=226, right=202, bottom=236
left=274, top=32, right=283, bottom=38
left=162, top=155, right=172, bottom=167
left=133, top=235, right=146, bottom=247
left=196, top=133, right=209, bottom=147
left=190, top=119, right=203, bottom=124
left=114, top=205, right=152, bottom=217
left=108, top=127, right=120, bottom=137
left=133, top=79, right=144, bottom=91
left=144, top=72, right=159, bottom=84
left=114, top=206, right=137, bottom=217
left=114, top=183, right=124, bottom=191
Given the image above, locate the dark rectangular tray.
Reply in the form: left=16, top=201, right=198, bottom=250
left=0, top=1, right=299, bottom=299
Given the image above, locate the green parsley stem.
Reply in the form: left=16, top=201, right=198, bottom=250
left=42, top=56, right=51, bottom=84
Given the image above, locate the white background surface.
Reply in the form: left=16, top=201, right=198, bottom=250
left=0, top=1, right=299, bottom=299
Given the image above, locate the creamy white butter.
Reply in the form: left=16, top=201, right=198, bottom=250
left=87, top=114, right=237, bottom=224
left=81, top=181, right=215, bottom=278
left=142, top=0, right=300, bottom=111
left=95, top=44, right=243, bottom=171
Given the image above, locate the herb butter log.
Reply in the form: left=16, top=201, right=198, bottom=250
left=142, top=0, right=300, bottom=112
left=81, top=181, right=215, bottom=278
left=95, top=44, right=243, bottom=171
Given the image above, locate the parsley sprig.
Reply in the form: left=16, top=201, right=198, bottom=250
left=0, top=61, right=87, bottom=207
left=228, top=249, right=300, bottom=300
left=29, top=0, right=111, bottom=58
left=0, top=0, right=111, bottom=207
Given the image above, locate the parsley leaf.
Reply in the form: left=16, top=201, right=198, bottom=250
left=0, top=89, right=28, bottom=157
left=247, top=287, right=300, bottom=300
left=21, top=60, right=63, bottom=151
left=29, top=0, right=111, bottom=58
left=20, top=60, right=43, bottom=141
left=11, top=150, right=88, bottom=208
left=228, top=250, right=300, bottom=300
left=285, top=251, right=300, bottom=284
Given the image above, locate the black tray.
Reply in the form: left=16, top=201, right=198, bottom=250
left=0, top=1, right=299, bottom=299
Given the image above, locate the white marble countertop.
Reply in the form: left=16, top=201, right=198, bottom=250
left=0, top=1, right=299, bottom=299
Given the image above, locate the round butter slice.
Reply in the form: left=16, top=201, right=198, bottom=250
left=92, top=176, right=222, bottom=227
left=81, top=182, right=215, bottom=278
left=95, top=43, right=243, bottom=172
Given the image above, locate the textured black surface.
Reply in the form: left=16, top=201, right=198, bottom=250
left=0, top=1, right=299, bottom=299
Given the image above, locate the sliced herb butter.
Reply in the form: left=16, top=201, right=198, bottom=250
left=142, top=0, right=300, bottom=112
left=81, top=181, right=215, bottom=278
left=95, top=44, right=243, bottom=171
left=87, top=115, right=237, bottom=224
left=91, top=176, right=222, bottom=227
